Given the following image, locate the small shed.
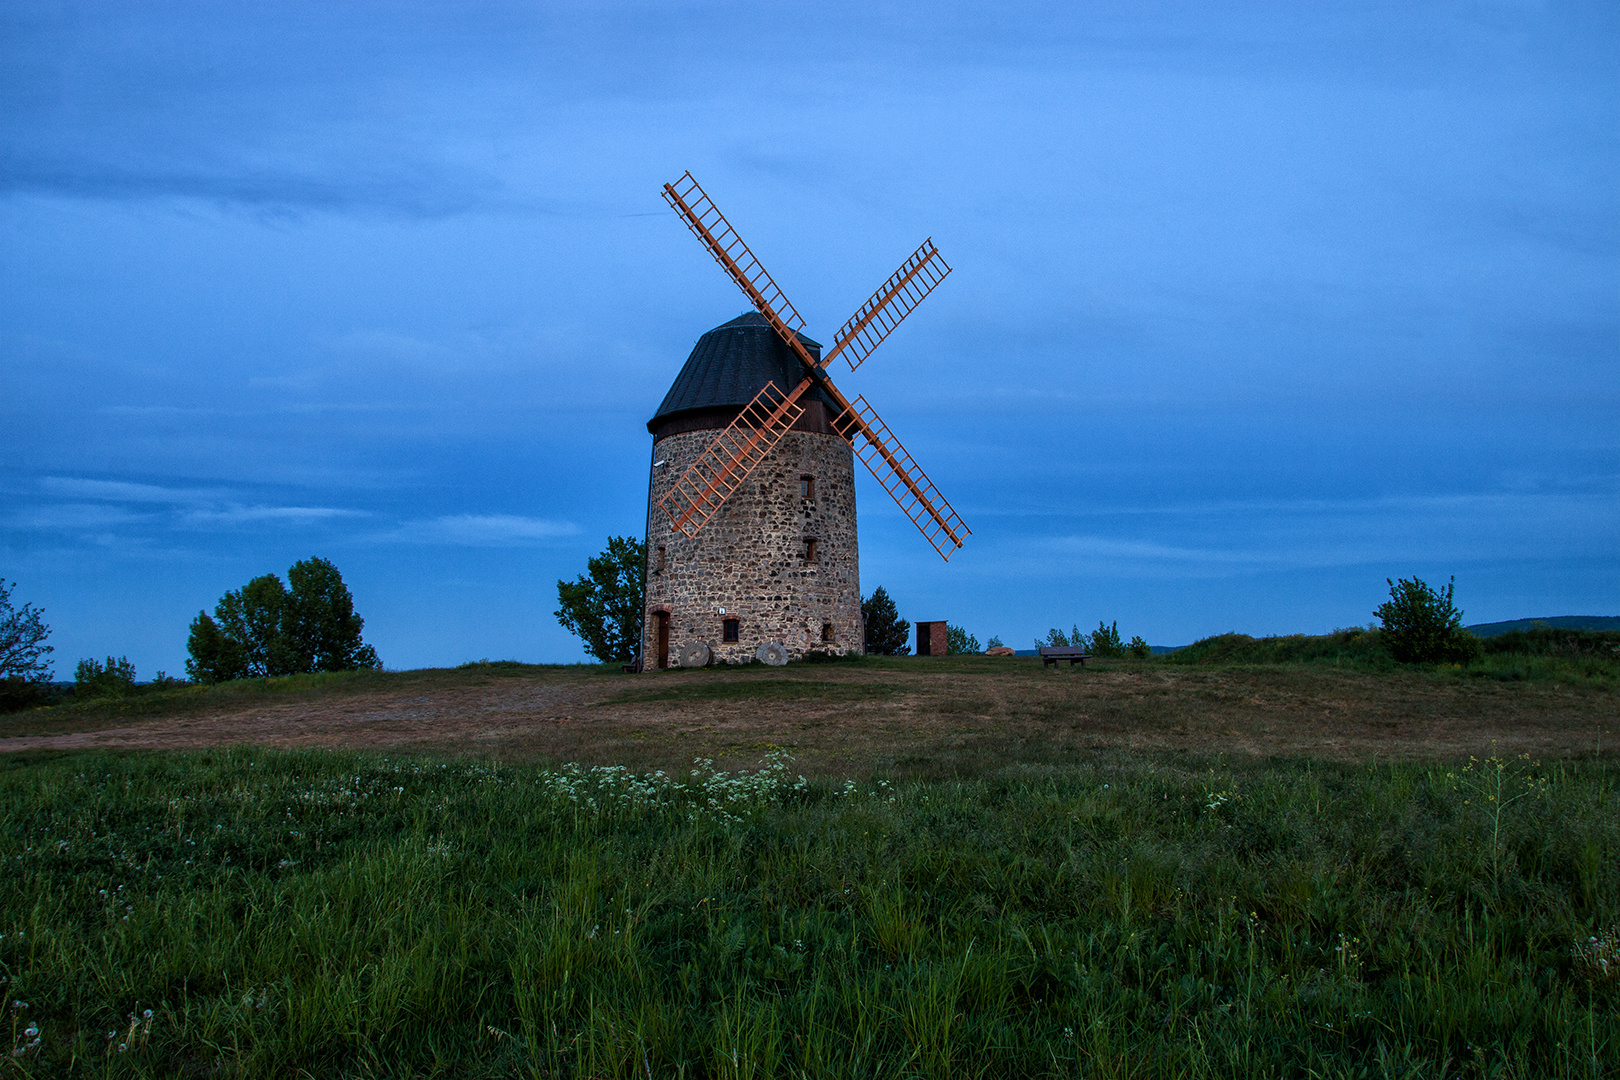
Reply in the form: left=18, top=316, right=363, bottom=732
left=915, top=621, right=948, bottom=656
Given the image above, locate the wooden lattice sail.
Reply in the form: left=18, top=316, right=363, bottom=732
left=659, top=172, right=969, bottom=560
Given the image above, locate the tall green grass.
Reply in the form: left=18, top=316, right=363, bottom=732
left=1, top=749, right=1615, bottom=1077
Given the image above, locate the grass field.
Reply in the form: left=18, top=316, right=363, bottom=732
left=2, top=638, right=1616, bottom=1075
left=1, top=747, right=1615, bottom=1078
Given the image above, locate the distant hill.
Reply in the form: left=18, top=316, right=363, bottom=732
left=1466, top=616, right=1620, bottom=638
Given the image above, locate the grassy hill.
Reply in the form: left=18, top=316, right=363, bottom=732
left=1, top=641, right=1616, bottom=1075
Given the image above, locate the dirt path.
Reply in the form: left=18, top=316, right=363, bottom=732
left=3, top=662, right=1615, bottom=773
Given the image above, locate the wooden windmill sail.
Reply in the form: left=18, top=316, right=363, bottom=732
left=659, top=172, right=970, bottom=561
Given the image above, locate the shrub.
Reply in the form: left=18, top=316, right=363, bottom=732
left=0, top=677, right=52, bottom=712
left=1036, top=627, right=1080, bottom=649
left=1375, top=576, right=1480, bottom=664
left=946, top=624, right=980, bottom=654
left=1128, top=635, right=1151, bottom=659
left=75, top=656, right=138, bottom=698
left=1167, top=629, right=1394, bottom=667
left=799, top=648, right=861, bottom=664
left=1481, top=627, right=1620, bottom=658
left=1037, top=623, right=1133, bottom=657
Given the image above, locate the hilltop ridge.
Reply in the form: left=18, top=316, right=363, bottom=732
left=1466, top=615, right=1620, bottom=637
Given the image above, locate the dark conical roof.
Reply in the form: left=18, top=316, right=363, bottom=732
left=648, top=312, right=831, bottom=433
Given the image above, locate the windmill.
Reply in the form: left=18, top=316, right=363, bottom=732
left=640, top=172, right=968, bottom=669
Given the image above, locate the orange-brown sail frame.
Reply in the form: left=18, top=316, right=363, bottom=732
left=659, top=173, right=969, bottom=559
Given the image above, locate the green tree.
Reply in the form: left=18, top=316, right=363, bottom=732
left=1375, top=575, right=1480, bottom=664
left=555, top=536, right=645, bottom=663
left=1127, top=635, right=1152, bottom=659
left=1, top=578, right=53, bottom=683
left=862, top=587, right=910, bottom=655
left=1090, top=620, right=1126, bottom=658
left=75, top=656, right=137, bottom=698
left=186, top=608, right=247, bottom=684
left=285, top=557, right=380, bottom=672
left=219, top=574, right=292, bottom=677
left=187, top=558, right=380, bottom=683
left=1, top=578, right=54, bottom=711
left=946, top=624, right=980, bottom=654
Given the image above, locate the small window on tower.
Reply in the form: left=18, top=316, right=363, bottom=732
left=722, top=618, right=740, bottom=643
left=655, top=546, right=666, bottom=573
left=799, top=476, right=814, bottom=501
left=821, top=622, right=836, bottom=643
left=804, top=538, right=818, bottom=563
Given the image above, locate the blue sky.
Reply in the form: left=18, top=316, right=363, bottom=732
left=2, top=1, right=1616, bottom=675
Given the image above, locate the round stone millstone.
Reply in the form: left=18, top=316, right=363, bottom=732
left=676, top=641, right=712, bottom=668
left=756, top=641, right=788, bottom=666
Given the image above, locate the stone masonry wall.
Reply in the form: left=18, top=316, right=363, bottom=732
left=641, top=429, right=861, bottom=667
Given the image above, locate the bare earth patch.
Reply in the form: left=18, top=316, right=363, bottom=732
left=2, top=658, right=1615, bottom=774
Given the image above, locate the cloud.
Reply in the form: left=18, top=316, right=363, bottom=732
left=39, top=476, right=226, bottom=504
left=27, top=477, right=363, bottom=536
left=1045, top=536, right=1263, bottom=564
left=11, top=503, right=155, bottom=530
left=0, top=147, right=503, bottom=218
left=385, top=514, right=579, bottom=546
left=182, top=506, right=366, bottom=526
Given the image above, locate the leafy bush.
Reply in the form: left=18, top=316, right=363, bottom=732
left=1128, top=635, right=1151, bottom=659
left=945, top=624, right=980, bottom=654
left=555, top=536, right=645, bottom=663
left=1037, top=623, right=1137, bottom=657
left=985, top=635, right=1005, bottom=649
left=1166, top=628, right=1392, bottom=667
left=862, top=586, right=910, bottom=655
left=0, top=677, right=53, bottom=713
left=1375, top=576, right=1480, bottom=664
left=188, top=557, right=381, bottom=683
left=1480, top=627, right=1620, bottom=658
left=74, top=655, right=137, bottom=698
left=1036, top=626, right=1081, bottom=649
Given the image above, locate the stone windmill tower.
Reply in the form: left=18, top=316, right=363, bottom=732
left=640, top=173, right=970, bottom=670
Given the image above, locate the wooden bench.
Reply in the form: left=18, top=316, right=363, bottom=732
left=1038, top=646, right=1090, bottom=668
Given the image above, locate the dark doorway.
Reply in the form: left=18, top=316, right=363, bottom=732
left=655, top=611, right=670, bottom=669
